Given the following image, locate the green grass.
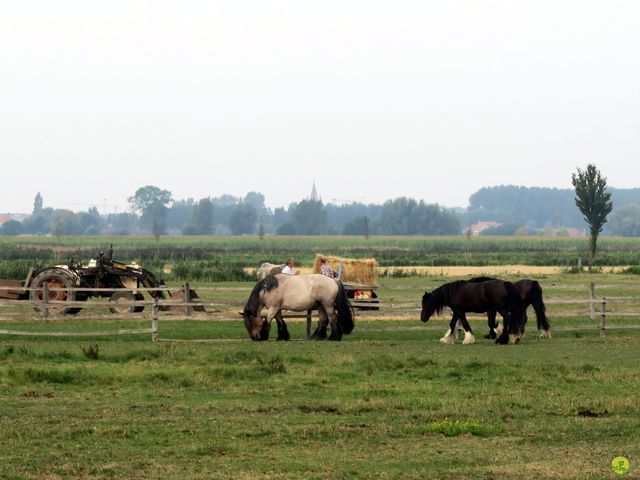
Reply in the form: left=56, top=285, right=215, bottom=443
left=1, top=315, right=638, bottom=479
left=1, top=256, right=640, bottom=479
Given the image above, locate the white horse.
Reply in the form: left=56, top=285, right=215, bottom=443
left=243, top=274, right=354, bottom=341
left=256, top=262, right=285, bottom=280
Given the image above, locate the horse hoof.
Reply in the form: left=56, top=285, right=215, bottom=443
left=439, top=335, right=455, bottom=345
left=539, top=330, right=551, bottom=339
left=462, top=332, right=476, bottom=345
left=508, top=334, right=521, bottom=345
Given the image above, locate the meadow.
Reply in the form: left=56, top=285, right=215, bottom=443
left=1, top=237, right=639, bottom=479
left=0, top=316, right=638, bottom=479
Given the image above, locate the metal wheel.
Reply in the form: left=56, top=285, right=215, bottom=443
left=30, top=268, right=83, bottom=315
left=108, top=291, right=141, bottom=314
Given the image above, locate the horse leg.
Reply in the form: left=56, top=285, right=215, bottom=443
left=326, top=305, right=343, bottom=341
left=485, top=310, right=498, bottom=339
left=440, top=314, right=457, bottom=345
left=275, top=311, right=290, bottom=341
left=259, top=307, right=279, bottom=341
left=459, top=314, right=476, bottom=345
left=311, top=303, right=328, bottom=340
left=531, top=299, right=551, bottom=339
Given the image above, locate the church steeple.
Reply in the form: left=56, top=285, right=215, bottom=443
left=310, top=181, right=320, bottom=202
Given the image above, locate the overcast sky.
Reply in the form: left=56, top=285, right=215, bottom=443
left=2, top=1, right=639, bottom=214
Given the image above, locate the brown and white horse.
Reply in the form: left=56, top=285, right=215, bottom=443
left=243, top=274, right=354, bottom=341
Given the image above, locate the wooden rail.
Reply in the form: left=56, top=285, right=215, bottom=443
left=0, top=282, right=636, bottom=340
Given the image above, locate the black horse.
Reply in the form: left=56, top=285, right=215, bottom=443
left=421, top=279, right=526, bottom=345
left=468, top=276, right=551, bottom=339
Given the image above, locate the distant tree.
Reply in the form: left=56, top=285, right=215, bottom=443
left=229, top=203, right=258, bottom=235
left=0, top=220, right=23, bottom=236
left=378, top=198, right=460, bottom=235
left=184, top=198, right=214, bottom=235
left=608, top=204, right=640, bottom=237
left=244, top=192, right=266, bottom=214
left=571, top=164, right=613, bottom=272
left=276, top=222, right=296, bottom=235
left=128, top=186, right=173, bottom=239
left=77, top=207, right=103, bottom=235
left=104, top=212, right=137, bottom=235
left=290, top=200, right=327, bottom=235
left=168, top=198, right=195, bottom=232
left=22, top=208, right=53, bottom=235
left=342, top=216, right=373, bottom=237
left=52, top=209, right=81, bottom=237
left=33, top=192, right=43, bottom=215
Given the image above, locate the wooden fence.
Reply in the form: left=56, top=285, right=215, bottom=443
left=0, top=282, right=637, bottom=341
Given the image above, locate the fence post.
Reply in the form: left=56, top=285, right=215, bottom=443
left=42, top=283, right=49, bottom=324
left=455, top=320, right=462, bottom=341
left=600, top=297, right=606, bottom=337
left=152, top=298, right=159, bottom=342
left=589, top=282, right=595, bottom=321
left=184, top=282, right=192, bottom=317
left=306, top=309, right=312, bottom=339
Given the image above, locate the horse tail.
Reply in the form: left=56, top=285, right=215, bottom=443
left=334, top=281, right=355, bottom=335
left=529, top=280, right=551, bottom=333
left=504, top=281, right=525, bottom=334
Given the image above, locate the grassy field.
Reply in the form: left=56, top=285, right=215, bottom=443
left=1, top=273, right=639, bottom=479
left=1, top=235, right=639, bottom=478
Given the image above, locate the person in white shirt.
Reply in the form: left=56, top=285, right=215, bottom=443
left=281, top=258, right=299, bottom=275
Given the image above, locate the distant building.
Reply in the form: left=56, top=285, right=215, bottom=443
left=463, top=221, right=502, bottom=236
left=0, top=214, right=28, bottom=226
left=309, top=182, right=321, bottom=202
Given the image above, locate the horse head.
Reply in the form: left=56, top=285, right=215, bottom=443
left=421, top=289, right=444, bottom=322
left=243, top=308, right=271, bottom=341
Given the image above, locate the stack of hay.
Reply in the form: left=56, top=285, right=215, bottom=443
left=312, top=254, right=378, bottom=285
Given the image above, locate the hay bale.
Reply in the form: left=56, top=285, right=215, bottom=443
left=313, top=254, right=378, bottom=285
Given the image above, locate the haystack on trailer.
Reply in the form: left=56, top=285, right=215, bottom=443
left=313, top=254, right=380, bottom=310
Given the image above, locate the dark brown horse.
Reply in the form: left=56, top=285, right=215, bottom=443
left=468, top=277, right=551, bottom=339
left=421, top=279, right=526, bottom=345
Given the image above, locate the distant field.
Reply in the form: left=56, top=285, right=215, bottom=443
left=1, top=235, right=640, bottom=282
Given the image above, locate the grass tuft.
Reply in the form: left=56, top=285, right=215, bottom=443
left=81, top=344, right=100, bottom=360
left=256, top=355, right=287, bottom=374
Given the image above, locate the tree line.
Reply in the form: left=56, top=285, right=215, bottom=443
left=3, top=174, right=640, bottom=237
left=0, top=188, right=460, bottom=237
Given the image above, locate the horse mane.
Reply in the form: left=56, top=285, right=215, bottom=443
left=424, top=284, right=449, bottom=316
left=244, top=275, right=280, bottom=315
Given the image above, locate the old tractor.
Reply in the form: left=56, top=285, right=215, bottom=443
left=0, top=248, right=204, bottom=315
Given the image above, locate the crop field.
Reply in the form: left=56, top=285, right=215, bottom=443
left=2, top=235, right=640, bottom=283
left=1, top=269, right=639, bottom=479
